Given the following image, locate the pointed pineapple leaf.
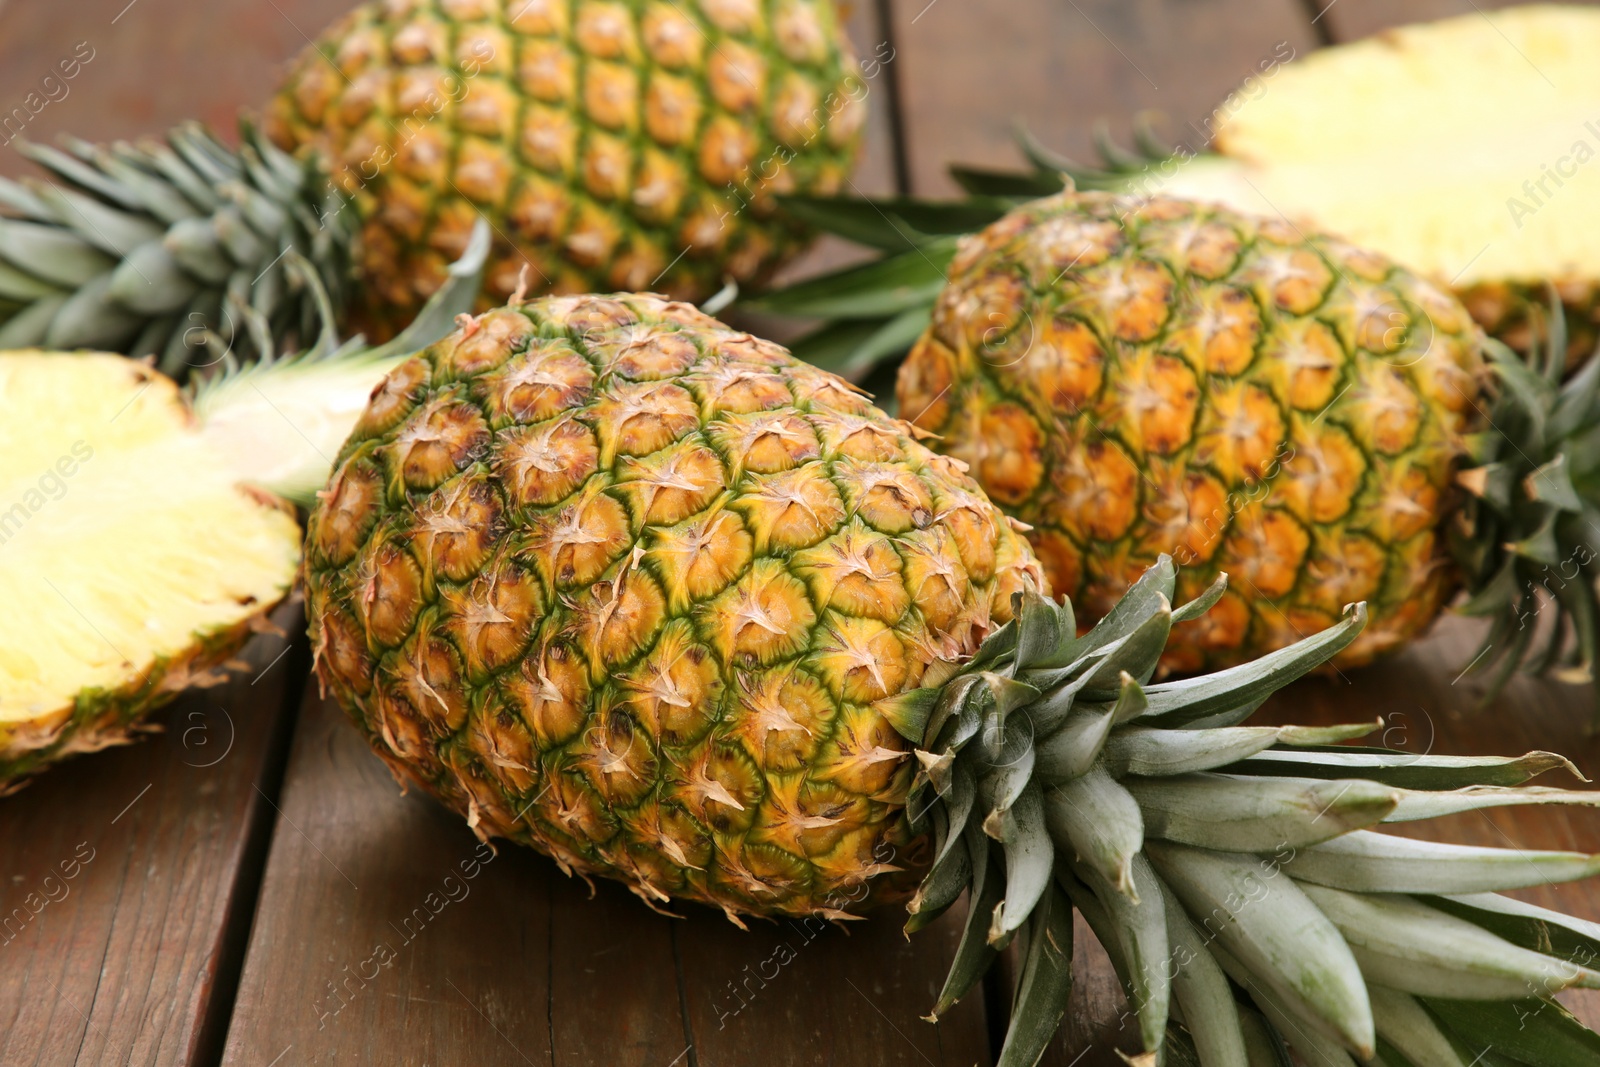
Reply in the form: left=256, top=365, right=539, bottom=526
left=994, top=882, right=1075, bottom=1067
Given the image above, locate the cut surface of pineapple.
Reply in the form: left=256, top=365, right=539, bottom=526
left=1154, top=5, right=1600, bottom=287
left=0, top=352, right=302, bottom=780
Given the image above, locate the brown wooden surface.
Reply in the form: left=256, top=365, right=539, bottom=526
left=0, top=0, right=337, bottom=153
left=885, top=0, right=1321, bottom=197
left=6, top=1, right=1600, bottom=1065
left=0, top=602, right=305, bottom=1067
left=220, top=686, right=990, bottom=1066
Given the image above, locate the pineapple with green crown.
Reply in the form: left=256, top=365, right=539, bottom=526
left=11, top=266, right=1600, bottom=1065
left=299, top=291, right=1600, bottom=1067
left=302, top=289, right=1045, bottom=916
left=0, top=0, right=865, bottom=372
left=876, top=188, right=1600, bottom=700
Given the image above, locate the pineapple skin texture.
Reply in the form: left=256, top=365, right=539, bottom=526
left=268, top=0, right=866, bottom=336
left=304, top=294, right=1043, bottom=919
left=898, top=191, right=1485, bottom=672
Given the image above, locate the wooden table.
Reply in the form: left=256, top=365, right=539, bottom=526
left=2, top=2, right=1598, bottom=1064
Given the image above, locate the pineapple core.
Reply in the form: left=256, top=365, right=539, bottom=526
left=0, top=352, right=301, bottom=728
left=1152, top=6, right=1600, bottom=287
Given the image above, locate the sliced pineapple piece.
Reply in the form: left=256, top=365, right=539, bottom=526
left=1158, top=6, right=1600, bottom=288
left=0, top=352, right=302, bottom=789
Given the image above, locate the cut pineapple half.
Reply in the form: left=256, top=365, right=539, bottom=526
left=1155, top=5, right=1600, bottom=288
left=0, top=352, right=302, bottom=787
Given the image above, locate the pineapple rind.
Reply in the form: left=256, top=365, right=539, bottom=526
left=304, top=293, right=1044, bottom=919
left=0, top=613, right=278, bottom=794
left=269, top=0, right=867, bottom=336
left=898, top=191, right=1485, bottom=672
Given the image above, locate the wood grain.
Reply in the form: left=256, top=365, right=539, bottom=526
left=0, top=603, right=306, bottom=1067
left=0, top=0, right=341, bottom=165
left=223, top=689, right=992, bottom=1066
left=883, top=0, right=1320, bottom=197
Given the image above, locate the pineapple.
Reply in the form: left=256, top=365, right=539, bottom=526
left=12, top=284, right=1599, bottom=1065
left=268, top=0, right=866, bottom=336
left=0, top=351, right=301, bottom=789
left=0, top=227, right=487, bottom=791
left=0, top=0, right=865, bottom=371
left=896, top=190, right=1600, bottom=693
left=302, top=293, right=1600, bottom=1066
left=896, top=190, right=1499, bottom=674
left=302, top=289, right=1046, bottom=917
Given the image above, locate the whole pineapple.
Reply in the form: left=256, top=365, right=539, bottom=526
left=898, top=190, right=1488, bottom=672
left=303, top=291, right=1042, bottom=917
left=288, top=297, right=1600, bottom=1067
left=0, top=0, right=865, bottom=370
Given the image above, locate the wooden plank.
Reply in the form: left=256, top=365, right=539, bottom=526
left=677, top=899, right=990, bottom=1066
left=220, top=684, right=656, bottom=1067
left=1036, top=613, right=1600, bottom=1064
left=224, top=689, right=992, bottom=1065
left=884, top=0, right=1319, bottom=197
left=1311, top=0, right=1600, bottom=45
left=0, top=603, right=306, bottom=1067
left=0, top=0, right=342, bottom=167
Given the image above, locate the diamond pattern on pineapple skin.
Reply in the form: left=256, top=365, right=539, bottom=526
left=269, top=0, right=865, bottom=329
left=308, top=293, right=1042, bottom=919
left=901, top=190, right=1483, bottom=673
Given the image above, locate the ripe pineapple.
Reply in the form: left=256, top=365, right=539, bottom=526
left=302, top=290, right=1045, bottom=917
left=20, top=285, right=1595, bottom=1065
left=897, top=190, right=1499, bottom=674
left=268, top=0, right=866, bottom=336
left=0, top=0, right=865, bottom=371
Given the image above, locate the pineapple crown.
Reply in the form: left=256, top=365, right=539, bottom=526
left=893, top=556, right=1600, bottom=1066
left=189, top=220, right=489, bottom=508
left=0, top=122, right=354, bottom=379
left=1450, top=306, right=1600, bottom=702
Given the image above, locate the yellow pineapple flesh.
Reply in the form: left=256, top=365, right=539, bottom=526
left=897, top=191, right=1485, bottom=672
left=0, top=354, right=303, bottom=790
